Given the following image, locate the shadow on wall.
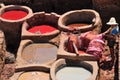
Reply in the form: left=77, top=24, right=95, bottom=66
left=0, top=0, right=120, bottom=31
left=0, top=0, right=93, bottom=13
left=92, top=0, right=120, bottom=32
left=50, top=0, right=93, bottom=14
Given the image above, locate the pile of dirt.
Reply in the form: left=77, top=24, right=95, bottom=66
left=0, top=63, right=15, bottom=80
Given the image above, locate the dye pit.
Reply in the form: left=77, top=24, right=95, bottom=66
left=22, top=43, right=57, bottom=64
left=56, top=66, right=92, bottom=80
left=28, top=25, right=57, bottom=34
left=1, top=10, right=28, bottom=20
left=18, top=71, right=50, bottom=80
left=67, top=23, right=90, bottom=28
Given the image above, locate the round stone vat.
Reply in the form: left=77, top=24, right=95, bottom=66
left=17, top=40, right=58, bottom=66
left=57, top=32, right=98, bottom=61
left=0, top=4, right=33, bottom=52
left=50, top=59, right=98, bottom=80
left=10, top=64, right=50, bottom=80
left=58, top=9, right=102, bottom=33
left=21, top=12, right=60, bottom=42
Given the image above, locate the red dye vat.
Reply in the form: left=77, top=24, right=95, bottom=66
left=28, top=25, right=57, bottom=34
left=1, top=10, right=28, bottom=20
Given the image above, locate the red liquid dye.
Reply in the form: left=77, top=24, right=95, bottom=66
left=78, top=50, right=85, bottom=54
left=28, top=25, right=57, bottom=34
left=1, top=10, right=28, bottom=20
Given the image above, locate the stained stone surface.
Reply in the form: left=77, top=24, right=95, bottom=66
left=22, top=43, right=57, bottom=64
left=18, top=71, right=50, bottom=80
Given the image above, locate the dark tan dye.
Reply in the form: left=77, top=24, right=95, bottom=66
left=22, top=43, right=57, bottom=64
left=67, top=23, right=90, bottom=28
